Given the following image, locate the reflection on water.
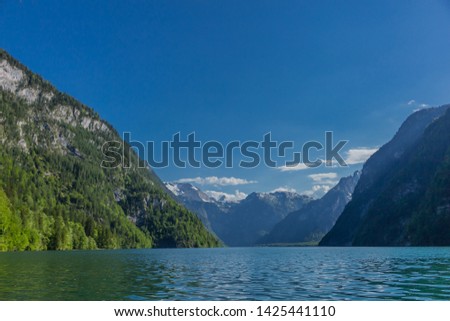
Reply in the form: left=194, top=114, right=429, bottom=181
left=1, top=247, right=450, bottom=300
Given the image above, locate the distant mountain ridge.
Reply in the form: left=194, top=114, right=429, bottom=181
left=259, top=171, right=360, bottom=245
left=165, top=182, right=227, bottom=232
left=165, top=182, right=312, bottom=246
left=0, top=49, right=220, bottom=250
left=320, top=105, right=450, bottom=246
left=219, top=191, right=312, bottom=246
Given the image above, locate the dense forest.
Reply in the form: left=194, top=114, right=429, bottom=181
left=0, top=49, right=220, bottom=250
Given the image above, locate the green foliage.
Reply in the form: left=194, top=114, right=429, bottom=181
left=0, top=187, right=27, bottom=250
left=0, top=50, right=220, bottom=251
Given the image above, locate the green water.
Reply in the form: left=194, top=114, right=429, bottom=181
left=1, top=247, right=450, bottom=300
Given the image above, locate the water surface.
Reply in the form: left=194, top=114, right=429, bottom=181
left=1, top=247, right=449, bottom=300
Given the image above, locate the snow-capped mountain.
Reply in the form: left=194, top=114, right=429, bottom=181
left=165, top=182, right=229, bottom=233
left=166, top=182, right=213, bottom=203
left=165, top=182, right=312, bottom=246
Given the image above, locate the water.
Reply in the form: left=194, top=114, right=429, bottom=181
left=1, top=247, right=450, bottom=300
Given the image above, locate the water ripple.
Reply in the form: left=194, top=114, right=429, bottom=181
left=1, top=247, right=450, bottom=300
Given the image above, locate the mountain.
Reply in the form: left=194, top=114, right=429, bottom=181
left=320, top=104, right=450, bottom=246
left=166, top=182, right=312, bottom=246
left=165, top=182, right=226, bottom=232
left=217, top=191, right=312, bottom=246
left=166, top=182, right=213, bottom=203
left=0, top=49, right=220, bottom=250
left=259, top=171, right=360, bottom=245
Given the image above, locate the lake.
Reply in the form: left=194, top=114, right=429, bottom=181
left=1, top=247, right=450, bottom=300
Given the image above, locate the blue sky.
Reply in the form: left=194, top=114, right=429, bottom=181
left=2, top=0, right=450, bottom=199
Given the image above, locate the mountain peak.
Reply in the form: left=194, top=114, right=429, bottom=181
left=0, top=50, right=220, bottom=250
left=165, top=182, right=213, bottom=203
left=320, top=105, right=450, bottom=246
left=260, top=171, right=360, bottom=245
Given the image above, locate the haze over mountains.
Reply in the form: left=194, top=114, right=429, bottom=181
left=0, top=49, right=219, bottom=250
left=166, top=182, right=312, bottom=246
left=166, top=173, right=361, bottom=247
left=259, top=171, right=360, bottom=245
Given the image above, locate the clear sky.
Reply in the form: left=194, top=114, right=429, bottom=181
left=2, top=0, right=450, bottom=200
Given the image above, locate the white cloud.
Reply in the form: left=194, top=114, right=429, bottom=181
left=175, top=176, right=257, bottom=186
left=205, top=190, right=247, bottom=203
left=302, top=184, right=332, bottom=198
left=345, top=148, right=378, bottom=165
left=308, top=172, right=338, bottom=183
left=276, top=148, right=378, bottom=170
left=413, top=104, right=430, bottom=113
left=277, top=162, right=314, bottom=172
left=407, top=100, right=431, bottom=113
left=302, top=172, right=340, bottom=198
left=270, top=186, right=297, bottom=193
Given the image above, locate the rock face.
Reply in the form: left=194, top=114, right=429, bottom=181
left=166, top=182, right=312, bottom=246
left=259, top=171, right=360, bottom=245
left=320, top=105, right=450, bottom=246
left=0, top=49, right=219, bottom=250
left=165, top=182, right=221, bottom=232
left=215, top=192, right=312, bottom=246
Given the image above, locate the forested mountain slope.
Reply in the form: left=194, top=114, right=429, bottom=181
left=0, top=49, right=219, bottom=250
left=320, top=105, right=450, bottom=246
